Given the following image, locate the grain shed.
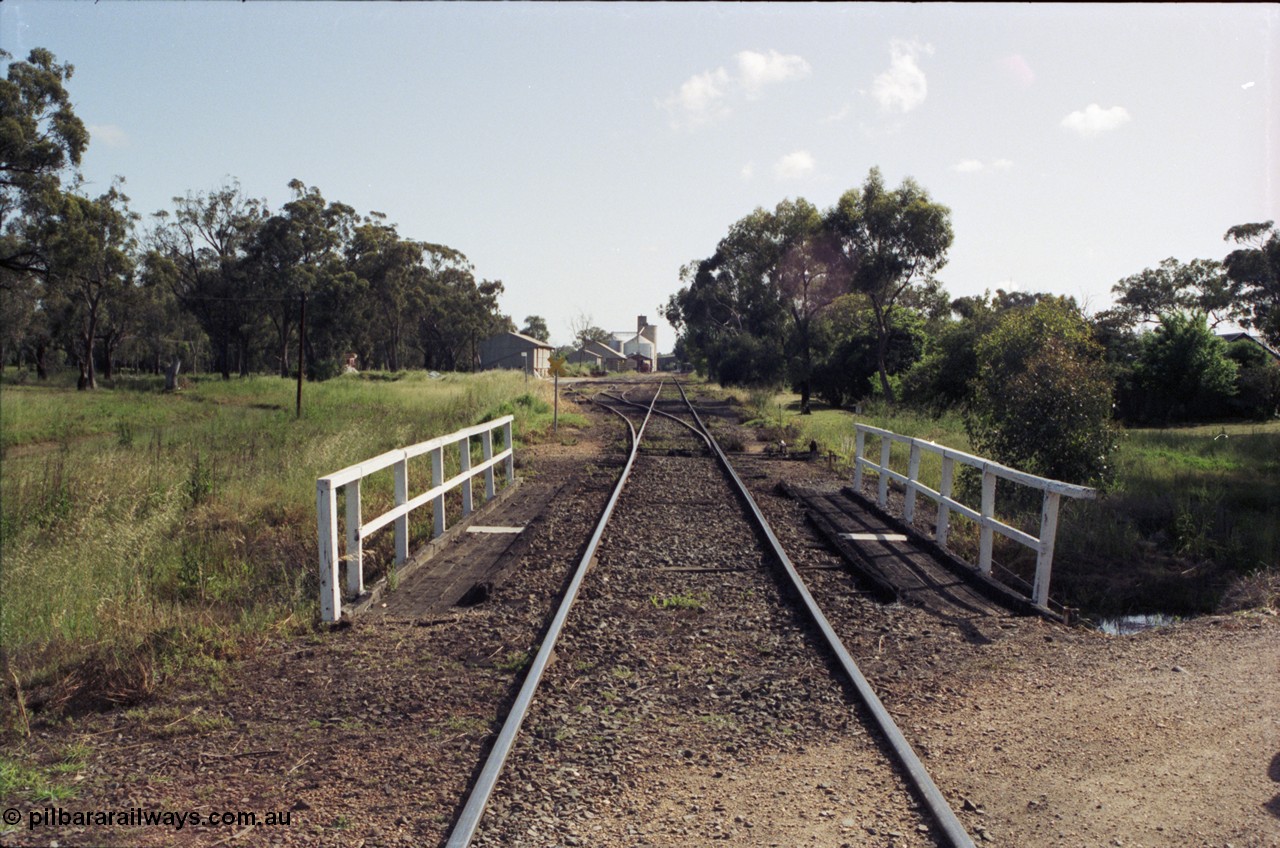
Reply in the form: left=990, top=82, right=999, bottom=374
left=478, top=331, right=554, bottom=377
left=578, top=339, right=629, bottom=372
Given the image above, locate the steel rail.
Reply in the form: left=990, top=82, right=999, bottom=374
left=671, top=379, right=977, bottom=848
left=443, top=383, right=662, bottom=848
left=598, top=387, right=711, bottom=449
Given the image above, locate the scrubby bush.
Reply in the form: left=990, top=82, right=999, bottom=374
left=1131, top=311, right=1237, bottom=423
left=900, top=317, right=987, bottom=409
left=966, top=298, right=1117, bottom=487
left=713, top=333, right=787, bottom=389
left=809, top=300, right=925, bottom=408
left=1224, top=339, right=1280, bottom=419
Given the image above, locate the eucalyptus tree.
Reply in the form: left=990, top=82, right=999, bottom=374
left=128, top=253, right=205, bottom=377
left=433, top=276, right=510, bottom=372
left=247, top=181, right=357, bottom=376
left=41, top=184, right=138, bottom=389
left=95, top=284, right=140, bottom=380
left=570, top=312, right=611, bottom=348
left=810, top=294, right=926, bottom=408
left=413, top=244, right=511, bottom=371
left=149, top=181, right=268, bottom=378
left=1, top=47, right=89, bottom=375
left=775, top=198, right=841, bottom=411
left=520, top=315, right=549, bottom=342
left=664, top=204, right=796, bottom=387
left=344, top=216, right=429, bottom=372
left=1223, top=220, right=1280, bottom=347
left=1111, top=257, right=1240, bottom=328
left=0, top=48, right=88, bottom=277
left=825, top=167, right=953, bottom=402
left=0, top=264, right=37, bottom=369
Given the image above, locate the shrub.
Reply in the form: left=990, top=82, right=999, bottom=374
left=1224, top=339, right=1280, bottom=419
left=809, top=300, right=925, bottom=408
left=713, top=333, right=786, bottom=389
left=1230, top=365, right=1280, bottom=419
left=1131, top=311, right=1238, bottom=423
left=966, top=298, right=1117, bottom=487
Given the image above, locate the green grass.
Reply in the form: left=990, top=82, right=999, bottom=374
left=0, top=369, right=577, bottom=721
left=650, top=590, right=710, bottom=612
left=0, top=742, right=88, bottom=808
left=744, top=389, right=1280, bottom=617
left=493, top=650, right=531, bottom=673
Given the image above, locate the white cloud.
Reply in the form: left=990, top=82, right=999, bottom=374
left=953, top=158, right=1014, bottom=174
left=773, top=150, right=815, bottom=180
left=736, top=49, right=811, bottom=97
left=89, top=124, right=129, bottom=148
left=660, top=48, right=811, bottom=128
left=1060, top=103, right=1131, bottom=138
left=872, top=39, right=933, bottom=113
left=660, top=68, right=732, bottom=128
left=740, top=163, right=756, bottom=180
left=822, top=103, right=852, bottom=124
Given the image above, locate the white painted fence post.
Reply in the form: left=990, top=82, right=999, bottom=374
left=1033, top=490, right=1062, bottom=607
left=841, top=423, right=1095, bottom=610
left=394, top=457, right=409, bottom=566
left=317, top=479, right=340, bottom=622
left=316, top=416, right=519, bottom=620
left=460, top=435, right=473, bottom=516
left=978, top=468, right=996, bottom=575
left=345, top=480, right=363, bottom=596
left=481, top=428, right=496, bottom=500
left=503, top=420, right=514, bottom=483
left=431, top=446, right=446, bottom=537
left=904, top=441, right=922, bottom=524
left=853, top=427, right=866, bottom=491
left=936, top=456, right=954, bottom=548
left=878, top=436, right=891, bottom=508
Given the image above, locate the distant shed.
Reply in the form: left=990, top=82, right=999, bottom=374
left=580, top=339, right=628, bottom=371
left=566, top=348, right=601, bottom=369
left=478, top=331, right=554, bottom=377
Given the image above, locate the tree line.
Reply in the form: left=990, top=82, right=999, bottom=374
left=666, top=168, right=1280, bottom=486
left=1, top=48, right=513, bottom=387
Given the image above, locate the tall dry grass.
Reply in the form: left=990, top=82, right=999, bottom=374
left=0, top=369, right=573, bottom=718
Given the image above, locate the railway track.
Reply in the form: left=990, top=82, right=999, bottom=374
left=445, top=379, right=976, bottom=848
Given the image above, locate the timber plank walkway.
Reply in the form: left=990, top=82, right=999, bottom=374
left=358, top=478, right=555, bottom=619
left=785, top=483, right=1042, bottom=620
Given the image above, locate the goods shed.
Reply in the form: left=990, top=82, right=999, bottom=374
left=479, top=331, right=554, bottom=377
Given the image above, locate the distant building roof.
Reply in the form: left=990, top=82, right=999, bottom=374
left=501, top=330, right=554, bottom=349
left=583, top=339, right=627, bottom=359
left=1218, top=331, right=1280, bottom=362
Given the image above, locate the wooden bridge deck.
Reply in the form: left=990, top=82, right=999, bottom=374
left=785, top=483, right=1043, bottom=620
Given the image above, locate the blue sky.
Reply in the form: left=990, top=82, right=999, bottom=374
left=3, top=2, right=1276, bottom=350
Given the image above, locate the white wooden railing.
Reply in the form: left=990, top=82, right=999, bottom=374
left=316, top=416, right=515, bottom=622
left=852, top=424, right=1095, bottom=608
